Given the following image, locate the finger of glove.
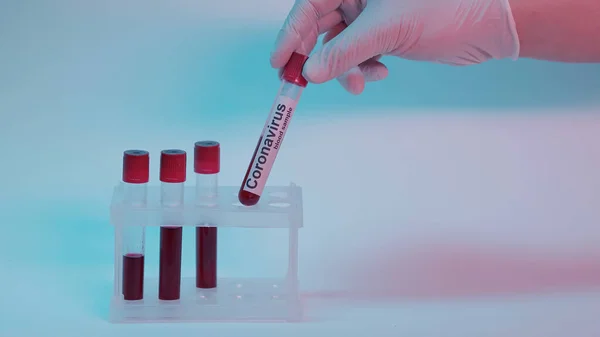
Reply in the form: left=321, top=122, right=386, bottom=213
left=270, top=0, right=342, bottom=69
left=319, top=10, right=343, bottom=34
left=336, top=66, right=365, bottom=95
left=324, top=21, right=382, bottom=65
left=358, top=59, right=388, bottom=82
left=323, top=21, right=346, bottom=44
left=323, top=22, right=365, bottom=95
left=335, top=59, right=387, bottom=94
left=299, top=10, right=343, bottom=58
left=303, top=7, right=384, bottom=84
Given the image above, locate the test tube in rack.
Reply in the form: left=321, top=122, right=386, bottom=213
left=158, top=149, right=186, bottom=301
left=121, top=150, right=149, bottom=301
left=194, top=141, right=220, bottom=289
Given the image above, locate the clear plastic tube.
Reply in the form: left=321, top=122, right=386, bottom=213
left=158, top=149, right=186, bottom=301
left=121, top=149, right=149, bottom=301
left=194, top=141, right=220, bottom=289
left=122, top=183, right=147, bottom=257
left=195, top=173, right=218, bottom=205
left=161, top=181, right=185, bottom=207
left=195, top=172, right=218, bottom=288
left=238, top=52, right=308, bottom=206
left=159, top=182, right=184, bottom=300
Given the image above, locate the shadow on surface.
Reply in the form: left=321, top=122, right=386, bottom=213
left=303, top=242, right=600, bottom=301
left=6, top=196, right=600, bottom=321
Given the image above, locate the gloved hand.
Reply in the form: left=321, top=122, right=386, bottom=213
left=270, top=0, right=520, bottom=94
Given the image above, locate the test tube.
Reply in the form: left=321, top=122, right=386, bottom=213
left=194, top=141, right=220, bottom=288
left=121, top=149, right=149, bottom=301
left=158, top=149, right=186, bottom=301
left=238, top=52, right=308, bottom=206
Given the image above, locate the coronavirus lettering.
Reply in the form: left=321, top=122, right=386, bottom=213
left=243, top=95, right=297, bottom=196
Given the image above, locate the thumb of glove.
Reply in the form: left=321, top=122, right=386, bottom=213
left=302, top=8, right=386, bottom=84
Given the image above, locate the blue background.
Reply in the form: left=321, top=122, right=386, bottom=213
left=1, top=1, right=600, bottom=336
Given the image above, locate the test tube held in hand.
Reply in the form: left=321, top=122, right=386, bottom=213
left=194, top=141, right=219, bottom=289
left=158, top=149, right=186, bottom=301
left=121, top=150, right=149, bottom=301
left=238, top=52, right=308, bottom=206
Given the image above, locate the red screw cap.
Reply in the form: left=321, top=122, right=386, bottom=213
left=160, top=149, right=187, bottom=183
left=194, top=141, right=220, bottom=174
left=281, top=52, right=309, bottom=88
left=122, top=150, right=150, bottom=184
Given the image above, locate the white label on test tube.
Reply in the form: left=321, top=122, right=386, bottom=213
left=242, top=95, right=297, bottom=197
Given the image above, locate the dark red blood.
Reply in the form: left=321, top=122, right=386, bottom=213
left=238, top=136, right=263, bottom=206
left=122, top=253, right=144, bottom=300
left=159, top=226, right=183, bottom=300
left=196, top=227, right=217, bottom=288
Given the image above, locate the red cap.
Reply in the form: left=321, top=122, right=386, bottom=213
left=281, top=52, right=309, bottom=87
left=160, top=149, right=187, bottom=183
left=194, top=141, right=220, bottom=174
left=122, top=150, right=150, bottom=184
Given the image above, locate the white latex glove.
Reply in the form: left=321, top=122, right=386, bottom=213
left=270, top=0, right=520, bottom=94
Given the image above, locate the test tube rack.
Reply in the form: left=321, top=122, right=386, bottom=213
left=109, top=183, right=303, bottom=323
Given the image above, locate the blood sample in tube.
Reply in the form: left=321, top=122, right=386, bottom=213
left=238, top=52, right=308, bottom=206
left=158, top=149, right=186, bottom=301
left=194, top=141, right=219, bottom=288
left=121, top=149, right=149, bottom=301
